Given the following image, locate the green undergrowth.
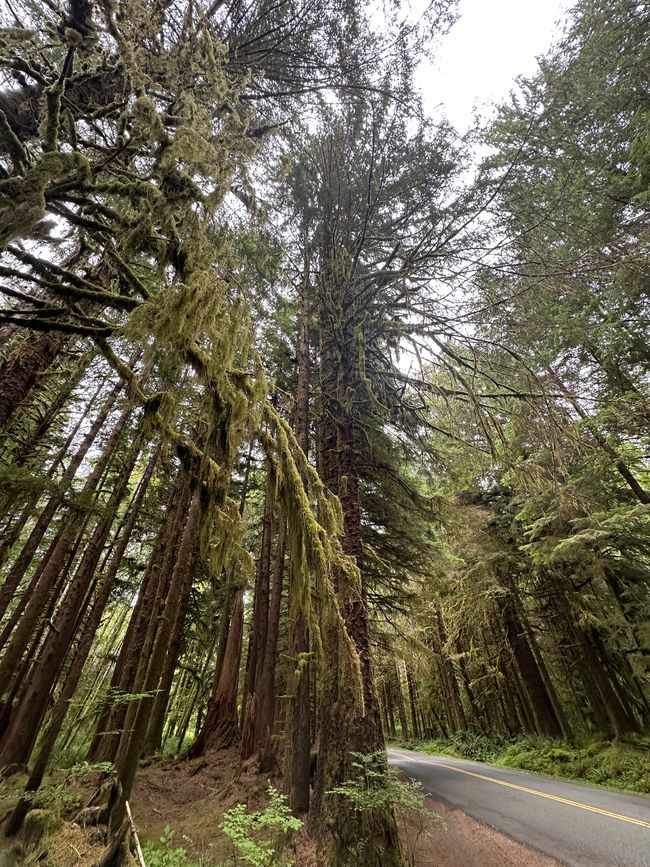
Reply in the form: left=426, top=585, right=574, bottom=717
left=392, top=732, right=650, bottom=795
left=141, top=787, right=302, bottom=867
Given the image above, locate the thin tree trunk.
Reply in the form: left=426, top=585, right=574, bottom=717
left=393, top=663, right=409, bottom=740
left=109, top=487, right=201, bottom=834
left=86, top=465, right=180, bottom=762
left=143, top=537, right=197, bottom=755
left=287, top=243, right=313, bottom=812
left=547, top=367, right=650, bottom=504
left=0, top=400, right=133, bottom=698
left=0, top=429, right=144, bottom=772
left=0, top=379, right=121, bottom=619
left=3, top=537, right=125, bottom=834
left=405, top=666, right=421, bottom=740
left=433, top=608, right=466, bottom=732
left=102, top=476, right=189, bottom=764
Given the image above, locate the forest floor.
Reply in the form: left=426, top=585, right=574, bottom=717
left=0, top=748, right=560, bottom=866
left=131, top=746, right=316, bottom=865
left=131, top=751, right=559, bottom=867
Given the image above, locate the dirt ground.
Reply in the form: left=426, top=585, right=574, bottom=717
left=131, top=746, right=295, bottom=863
left=399, top=798, right=560, bottom=867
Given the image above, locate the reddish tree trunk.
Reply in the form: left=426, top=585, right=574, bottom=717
left=109, top=488, right=201, bottom=834
left=240, top=482, right=273, bottom=759
left=95, top=471, right=189, bottom=763
left=0, top=464, right=152, bottom=838
left=143, top=536, right=196, bottom=756
left=255, top=525, right=286, bottom=771
left=188, top=587, right=245, bottom=757
left=0, top=401, right=133, bottom=698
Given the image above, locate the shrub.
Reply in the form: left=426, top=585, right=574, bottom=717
left=219, top=786, right=302, bottom=867
left=142, top=826, right=202, bottom=867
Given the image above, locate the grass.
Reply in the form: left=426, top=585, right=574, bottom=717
left=391, top=732, right=650, bottom=795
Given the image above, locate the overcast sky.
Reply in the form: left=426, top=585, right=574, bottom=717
left=419, top=0, right=570, bottom=130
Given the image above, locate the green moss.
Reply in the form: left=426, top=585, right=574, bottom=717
left=23, top=808, right=64, bottom=851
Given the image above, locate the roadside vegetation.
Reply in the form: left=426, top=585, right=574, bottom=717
left=392, top=735, right=650, bottom=796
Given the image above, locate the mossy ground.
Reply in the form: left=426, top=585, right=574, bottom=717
left=392, top=733, right=650, bottom=795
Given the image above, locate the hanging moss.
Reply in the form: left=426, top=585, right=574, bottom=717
left=0, top=151, right=89, bottom=250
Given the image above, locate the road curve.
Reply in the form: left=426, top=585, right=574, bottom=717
left=388, top=746, right=650, bottom=867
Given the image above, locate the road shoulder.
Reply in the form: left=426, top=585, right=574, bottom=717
left=399, top=793, right=562, bottom=867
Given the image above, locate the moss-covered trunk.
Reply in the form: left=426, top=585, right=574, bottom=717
left=287, top=253, right=313, bottom=813
left=0, top=331, right=66, bottom=430
left=313, top=281, right=403, bottom=867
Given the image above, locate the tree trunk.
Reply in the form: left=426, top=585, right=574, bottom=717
left=501, top=591, right=563, bottom=737
left=287, top=245, right=313, bottom=813
left=89, top=468, right=186, bottom=763
left=109, top=487, right=201, bottom=834
left=0, top=400, right=133, bottom=699
left=393, top=663, right=409, bottom=740
left=0, top=429, right=143, bottom=772
left=433, top=608, right=466, bottom=732
left=255, top=524, right=286, bottom=771
left=0, top=379, right=121, bottom=620
left=189, top=587, right=245, bottom=756
left=143, top=537, right=196, bottom=756
left=405, top=666, right=421, bottom=740
left=2, top=491, right=139, bottom=835
left=313, top=276, right=403, bottom=866
left=0, top=331, right=66, bottom=430
left=240, top=480, right=273, bottom=759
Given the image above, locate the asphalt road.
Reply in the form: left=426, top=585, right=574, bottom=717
left=388, top=746, right=650, bottom=867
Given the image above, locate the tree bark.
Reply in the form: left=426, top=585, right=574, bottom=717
left=109, top=487, right=201, bottom=834
left=0, top=379, right=121, bottom=621
left=0, top=470, right=149, bottom=837
left=143, top=536, right=196, bottom=756
left=313, top=258, right=403, bottom=866
left=0, top=428, right=144, bottom=772
left=240, top=480, right=273, bottom=759
left=0, top=331, right=67, bottom=430
left=0, top=400, right=133, bottom=699
left=287, top=241, right=313, bottom=813
left=188, top=587, right=245, bottom=756
left=255, top=524, right=286, bottom=771
left=500, top=590, right=563, bottom=737
left=99, top=473, right=189, bottom=764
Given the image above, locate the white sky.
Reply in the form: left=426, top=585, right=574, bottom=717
left=418, top=0, right=569, bottom=131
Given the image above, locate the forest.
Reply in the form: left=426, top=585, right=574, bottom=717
left=0, top=0, right=648, bottom=865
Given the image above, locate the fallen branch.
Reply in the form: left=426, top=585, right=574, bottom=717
left=125, top=801, right=146, bottom=867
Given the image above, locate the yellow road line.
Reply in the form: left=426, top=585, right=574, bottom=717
left=389, top=750, right=650, bottom=830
